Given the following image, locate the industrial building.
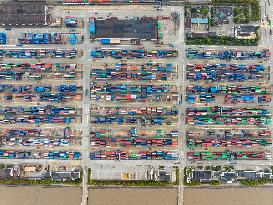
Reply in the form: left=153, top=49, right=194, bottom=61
left=0, top=0, right=48, bottom=27
left=92, top=17, right=158, bottom=40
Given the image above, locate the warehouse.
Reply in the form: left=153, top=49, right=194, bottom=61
left=93, top=17, right=158, bottom=40
left=0, top=0, right=48, bottom=26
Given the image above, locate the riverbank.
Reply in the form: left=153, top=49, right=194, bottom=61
left=0, top=186, right=81, bottom=205
left=184, top=187, right=273, bottom=205
left=88, top=187, right=177, bottom=205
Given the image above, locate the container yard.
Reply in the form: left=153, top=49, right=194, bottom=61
left=90, top=46, right=179, bottom=159
left=186, top=48, right=272, bottom=163
left=0, top=4, right=86, bottom=164
left=1, top=2, right=273, bottom=205
left=0, top=7, right=183, bottom=205
left=0, top=34, right=83, bottom=151
left=87, top=7, right=180, bottom=162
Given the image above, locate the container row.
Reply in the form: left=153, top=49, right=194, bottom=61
left=186, top=130, right=271, bottom=139
left=0, top=106, right=78, bottom=115
left=0, top=150, right=81, bottom=159
left=90, top=150, right=178, bottom=160
left=0, top=49, right=79, bottom=59
left=187, top=117, right=271, bottom=126
left=187, top=151, right=272, bottom=160
left=1, top=127, right=79, bottom=138
left=0, top=137, right=71, bottom=147
left=187, top=107, right=271, bottom=117
left=187, top=72, right=266, bottom=82
left=90, top=128, right=178, bottom=138
left=0, top=63, right=81, bottom=72
left=91, top=83, right=178, bottom=94
left=90, top=138, right=178, bottom=147
left=18, top=33, right=82, bottom=45
left=0, top=115, right=76, bottom=124
left=91, top=70, right=176, bottom=81
left=186, top=63, right=266, bottom=73
left=91, top=116, right=176, bottom=125
left=186, top=49, right=270, bottom=60
left=92, top=62, right=176, bottom=72
left=91, top=94, right=178, bottom=103
left=90, top=107, right=178, bottom=116
left=187, top=85, right=269, bottom=95
left=187, top=94, right=271, bottom=104
left=91, top=49, right=178, bottom=59
left=0, top=84, right=82, bottom=93
left=187, top=138, right=272, bottom=149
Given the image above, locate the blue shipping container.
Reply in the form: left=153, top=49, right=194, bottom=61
left=69, top=34, right=77, bottom=44
left=0, top=33, right=6, bottom=44
left=89, top=24, right=95, bottom=34
left=101, top=38, right=110, bottom=44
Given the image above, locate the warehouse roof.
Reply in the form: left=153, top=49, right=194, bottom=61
left=158, top=170, right=171, bottom=182
left=192, top=170, right=212, bottom=182
left=220, top=172, right=236, bottom=183
left=237, top=170, right=257, bottom=179
left=52, top=171, right=71, bottom=181
left=0, top=0, right=48, bottom=26
left=93, top=17, right=158, bottom=39
left=0, top=168, right=12, bottom=179
left=238, top=26, right=257, bottom=34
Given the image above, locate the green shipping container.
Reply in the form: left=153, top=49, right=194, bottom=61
left=159, top=32, right=163, bottom=39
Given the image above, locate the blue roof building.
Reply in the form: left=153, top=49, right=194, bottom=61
left=191, top=18, right=209, bottom=24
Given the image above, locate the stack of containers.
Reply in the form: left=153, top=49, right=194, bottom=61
left=64, top=16, right=77, bottom=27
